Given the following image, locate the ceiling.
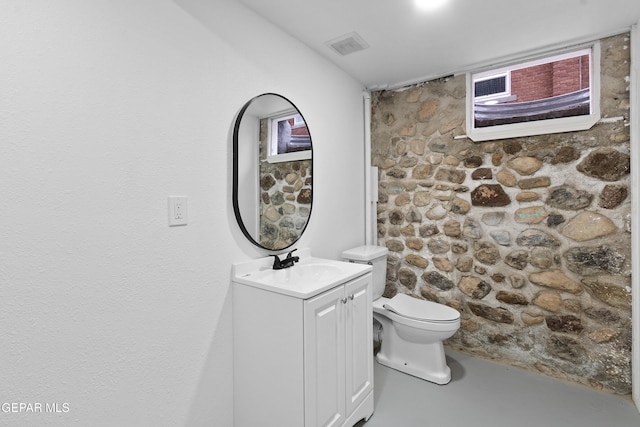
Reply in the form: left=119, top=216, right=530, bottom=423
left=237, top=0, right=640, bottom=90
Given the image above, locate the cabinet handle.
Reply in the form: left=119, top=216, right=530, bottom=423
left=349, top=294, right=354, bottom=300
left=341, top=298, right=348, bottom=304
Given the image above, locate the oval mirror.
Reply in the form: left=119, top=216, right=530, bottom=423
left=233, top=93, right=313, bottom=250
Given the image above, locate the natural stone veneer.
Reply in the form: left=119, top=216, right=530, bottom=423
left=259, top=159, right=311, bottom=249
left=370, top=33, right=632, bottom=394
left=258, top=118, right=312, bottom=250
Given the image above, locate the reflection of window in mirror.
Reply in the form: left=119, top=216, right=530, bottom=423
left=267, top=111, right=312, bottom=163
left=466, top=42, right=600, bottom=142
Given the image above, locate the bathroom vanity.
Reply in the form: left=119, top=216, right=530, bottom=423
left=232, top=249, right=374, bottom=427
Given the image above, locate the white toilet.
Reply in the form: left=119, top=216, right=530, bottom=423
left=342, top=245, right=461, bottom=385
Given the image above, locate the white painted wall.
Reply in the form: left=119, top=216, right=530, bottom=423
left=237, top=109, right=260, bottom=239
left=0, top=1, right=366, bottom=426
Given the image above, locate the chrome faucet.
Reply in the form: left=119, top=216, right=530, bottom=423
left=272, top=249, right=300, bottom=270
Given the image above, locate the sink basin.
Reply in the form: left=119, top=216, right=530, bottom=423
left=250, top=262, right=344, bottom=285
left=232, top=248, right=372, bottom=298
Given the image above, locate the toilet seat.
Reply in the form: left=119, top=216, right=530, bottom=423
left=382, top=294, right=460, bottom=324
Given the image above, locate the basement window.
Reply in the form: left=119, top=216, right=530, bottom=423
left=266, top=111, right=311, bottom=163
left=466, top=42, right=600, bottom=142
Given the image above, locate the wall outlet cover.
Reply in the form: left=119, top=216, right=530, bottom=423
left=168, top=196, right=188, bottom=226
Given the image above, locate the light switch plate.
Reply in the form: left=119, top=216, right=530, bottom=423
left=168, top=196, right=188, bottom=226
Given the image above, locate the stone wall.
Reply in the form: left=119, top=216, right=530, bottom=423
left=370, top=33, right=632, bottom=394
left=259, top=160, right=312, bottom=249
left=259, top=118, right=312, bottom=250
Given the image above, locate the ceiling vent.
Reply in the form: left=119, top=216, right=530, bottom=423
left=326, top=32, right=370, bottom=56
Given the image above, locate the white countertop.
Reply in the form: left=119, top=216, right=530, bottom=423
left=231, top=248, right=372, bottom=299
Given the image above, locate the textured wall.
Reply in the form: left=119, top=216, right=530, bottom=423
left=257, top=118, right=313, bottom=250
left=370, top=33, right=631, bottom=394
left=0, top=1, right=366, bottom=426
left=259, top=159, right=312, bottom=249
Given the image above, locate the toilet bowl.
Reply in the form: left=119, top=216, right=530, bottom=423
left=342, top=245, right=461, bottom=385
left=373, top=294, right=460, bottom=384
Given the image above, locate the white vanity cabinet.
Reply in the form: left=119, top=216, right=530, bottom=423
left=303, top=273, right=373, bottom=427
left=232, top=255, right=373, bottom=427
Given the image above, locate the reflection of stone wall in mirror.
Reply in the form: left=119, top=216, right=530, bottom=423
left=258, top=118, right=312, bottom=250
left=233, top=93, right=313, bottom=250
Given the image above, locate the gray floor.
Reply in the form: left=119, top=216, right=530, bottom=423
left=357, top=349, right=640, bottom=427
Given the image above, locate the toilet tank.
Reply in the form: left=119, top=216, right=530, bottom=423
left=342, top=245, right=388, bottom=300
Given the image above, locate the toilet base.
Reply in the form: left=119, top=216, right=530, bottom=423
left=375, top=351, right=451, bottom=385
left=373, top=312, right=454, bottom=385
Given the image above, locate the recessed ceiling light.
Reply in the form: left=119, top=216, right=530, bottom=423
left=415, top=0, right=448, bottom=11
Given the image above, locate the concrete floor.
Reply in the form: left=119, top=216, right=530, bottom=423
left=356, top=349, right=640, bottom=427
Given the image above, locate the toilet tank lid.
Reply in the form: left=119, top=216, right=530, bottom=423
left=342, top=245, right=388, bottom=262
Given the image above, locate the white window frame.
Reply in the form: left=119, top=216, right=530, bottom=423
left=466, top=42, right=601, bottom=142
left=266, top=110, right=312, bottom=164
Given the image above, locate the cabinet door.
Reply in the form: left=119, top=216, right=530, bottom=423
left=304, top=285, right=346, bottom=427
left=344, top=274, right=373, bottom=417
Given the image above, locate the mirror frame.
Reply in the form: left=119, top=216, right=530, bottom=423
left=232, top=93, right=313, bottom=251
